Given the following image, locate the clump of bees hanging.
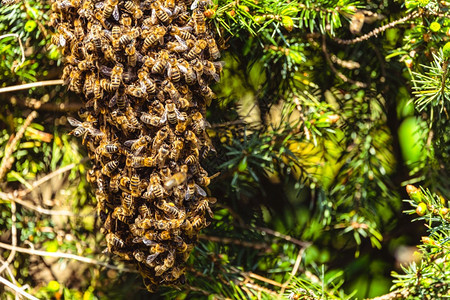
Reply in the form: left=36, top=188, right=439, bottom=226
left=49, top=0, right=222, bottom=291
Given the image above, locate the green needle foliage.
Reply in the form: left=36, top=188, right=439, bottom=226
left=0, top=0, right=449, bottom=299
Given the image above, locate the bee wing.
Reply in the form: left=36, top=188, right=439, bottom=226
left=185, top=190, right=193, bottom=200
left=160, top=110, right=168, bottom=124
left=112, top=5, right=120, bottom=21
left=143, top=238, right=156, bottom=246
left=59, top=34, right=66, bottom=47
left=100, top=65, right=113, bottom=77
left=190, top=0, right=199, bottom=10
left=195, top=184, right=207, bottom=197
left=88, top=127, right=105, bottom=137
left=162, top=6, right=173, bottom=16
left=132, top=237, right=143, bottom=243
left=94, top=2, right=104, bottom=9
left=174, top=35, right=188, bottom=48
left=134, top=146, right=146, bottom=156
left=175, top=108, right=185, bottom=121
left=124, top=139, right=138, bottom=148
left=67, top=117, right=82, bottom=127
left=178, top=62, right=188, bottom=74
left=108, top=94, right=117, bottom=107
left=146, top=253, right=159, bottom=264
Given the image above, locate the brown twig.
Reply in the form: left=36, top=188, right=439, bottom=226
left=322, top=35, right=368, bottom=88
left=0, top=201, right=17, bottom=275
left=0, top=34, right=25, bottom=72
left=333, top=11, right=420, bottom=45
left=0, top=111, right=38, bottom=181
left=0, top=79, right=64, bottom=94
left=0, top=275, right=39, bottom=300
left=18, top=159, right=88, bottom=197
left=5, top=97, right=83, bottom=113
left=0, top=191, right=79, bottom=216
left=368, top=289, right=409, bottom=300
left=198, top=234, right=271, bottom=250
left=252, top=225, right=311, bottom=248
left=0, top=241, right=137, bottom=273
left=280, top=247, right=305, bottom=295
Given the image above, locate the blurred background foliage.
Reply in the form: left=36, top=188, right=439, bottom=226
left=0, top=0, right=449, bottom=299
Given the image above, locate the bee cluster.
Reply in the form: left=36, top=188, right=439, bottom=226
left=50, top=0, right=221, bottom=291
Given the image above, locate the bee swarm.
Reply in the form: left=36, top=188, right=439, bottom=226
left=50, top=0, right=221, bottom=291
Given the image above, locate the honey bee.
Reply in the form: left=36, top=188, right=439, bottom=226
left=125, top=83, right=148, bottom=99
left=152, top=127, right=169, bottom=155
left=203, top=60, right=222, bottom=82
left=185, top=39, right=207, bottom=60
left=102, top=0, right=119, bottom=21
left=200, top=85, right=216, bottom=105
left=170, top=25, right=194, bottom=40
left=112, top=206, right=133, bottom=223
left=125, top=106, right=141, bottom=128
left=110, top=64, right=123, bottom=90
left=191, top=111, right=208, bottom=135
left=100, top=79, right=113, bottom=92
left=101, top=160, right=119, bottom=176
left=167, top=57, right=182, bottom=82
left=101, top=213, right=113, bottom=234
left=124, top=0, right=143, bottom=19
left=143, top=173, right=165, bottom=200
left=134, top=250, right=146, bottom=262
left=120, top=13, right=133, bottom=30
left=178, top=59, right=196, bottom=85
left=110, top=110, right=134, bottom=134
left=86, top=168, right=98, bottom=184
left=166, top=35, right=189, bottom=53
left=73, top=18, right=84, bottom=39
left=157, top=200, right=185, bottom=219
left=109, top=174, right=120, bottom=192
left=55, top=24, right=76, bottom=48
left=155, top=250, right=175, bottom=276
left=108, top=92, right=128, bottom=111
left=78, top=57, right=95, bottom=71
left=197, top=172, right=220, bottom=187
left=191, top=215, right=208, bottom=229
left=161, top=80, right=181, bottom=101
left=83, top=73, right=95, bottom=98
left=169, top=138, right=184, bottom=162
left=102, top=43, right=117, bottom=62
left=138, top=204, right=151, bottom=218
left=68, top=68, right=83, bottom=94
left=160, top=100, right=184, bottom=125
left=185, top=130, right=200, bottom=149
left=206, top=36, right=220, bottom=59
left=126, top=154, right=145, bottom=168
left=193, top=9, right=206, bottom=35
left=67, top=117, right=104, bottom=139
left=185, top=180, right=207, bottom=200
left=119, top=175, right=131, bottom=191
left=140, top=112, right=163, bottom=127
left=155, top=143, right=170, bottom=168
left=195, top=198, right=214, bottom=218
left=137, top=70, right=157, bottom=94
left=124, top=135, right=152, bottom=155
left=142, top=26, right=166, bottom=52
left=151, top=0, right=172, bottom=23
left=125, top=43, right=137, bottom=67
left=122, top=192, right=135, bottom=210
left=96, top=142, right=119, bottom=160
left=106, top=232, right=125, bottom=249
left=152, top=50, right=169, bottom=74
